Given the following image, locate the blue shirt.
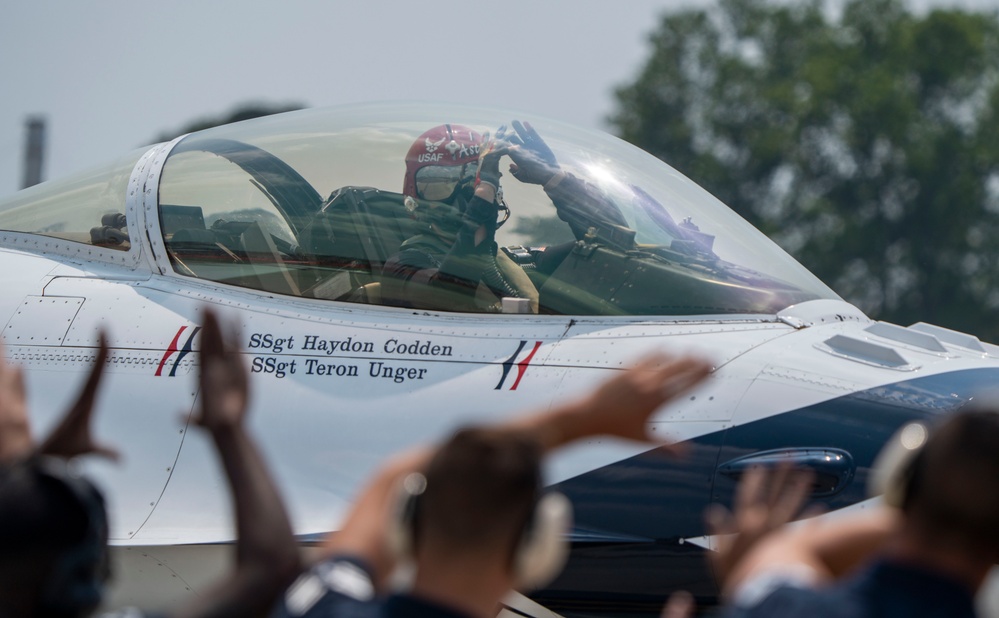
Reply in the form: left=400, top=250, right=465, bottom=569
left=724, top=559, right=977, bottom=618
left=272, top=556, right=474, bottom=618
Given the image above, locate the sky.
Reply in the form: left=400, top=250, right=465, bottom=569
left=2, top=0, right=997, bottom=198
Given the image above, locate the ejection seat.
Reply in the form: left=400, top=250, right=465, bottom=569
left=297, top=186, right=421, bottom=304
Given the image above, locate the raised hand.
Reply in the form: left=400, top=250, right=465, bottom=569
left=37, top=332, right=119, bottom=461
left=193, top=309, right=249, bottom=431
left=575, top=354, right=713, bottom=444
left=507, top=120, right=560, bottom=185
left=173, top=308, right=301, bottom=618
left=0, top=343, right=31, bottom=462
left=660, top=590, right=695, bottom=618
left=704, top=464, right=814, bottom=586
left=476, top=126, right=511, bottom=189
left=506, top=353, right=713, bottom=454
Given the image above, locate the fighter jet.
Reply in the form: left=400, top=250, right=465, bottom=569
left=0, top=102, right=995, bottom=615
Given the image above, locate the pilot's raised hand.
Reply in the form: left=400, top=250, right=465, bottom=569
left=36, top=332, right=120, bottom=461
left=454, top=128, right=510, bottom=249
left=194, top=309, right=249, bottom=431
left=507, top=120, right=560, bottom=186
left=475, top=126, right=511, bottom=192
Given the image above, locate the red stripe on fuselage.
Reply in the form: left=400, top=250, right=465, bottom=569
left=510, top=341, right=542, bottom=391
left=155, top=326, right=187, bottom=376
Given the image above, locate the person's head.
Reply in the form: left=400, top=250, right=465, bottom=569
left=403, top=124, right=483, bottom=205
left=398, top=427, right=570, bottom=589
left=0, top=458, right=110, bottom=617
left=416, top=428, right=540, bottom=561
left=895, top=406, right=999, bottom=563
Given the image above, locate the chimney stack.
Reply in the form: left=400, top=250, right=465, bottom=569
left=22, top=116, right=46, bottom=189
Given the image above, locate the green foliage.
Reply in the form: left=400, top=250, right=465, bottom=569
left=612, top=0, right=999, bottom=341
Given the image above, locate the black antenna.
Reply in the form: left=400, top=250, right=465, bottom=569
left=21, top=116, right=46, bottom=189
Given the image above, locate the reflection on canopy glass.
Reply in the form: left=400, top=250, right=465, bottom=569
left=0, top=147, right=147, bottom=252
left=0, top=104, right=836, bottom=317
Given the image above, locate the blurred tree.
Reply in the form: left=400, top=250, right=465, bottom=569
left=154, top=102, right=305, bottom=143
left=612, top=0, right=999, bottom=342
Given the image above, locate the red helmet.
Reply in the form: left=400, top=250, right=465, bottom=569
left=403, top=124, right=484, bottom=201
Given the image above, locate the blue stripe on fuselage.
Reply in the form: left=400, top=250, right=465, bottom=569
left=538, top=367, right=999, bottom=616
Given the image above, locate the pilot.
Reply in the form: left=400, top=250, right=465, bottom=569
left=382, top=123, right=538, bottom=312
left=382, top=121, right=631, bottom=313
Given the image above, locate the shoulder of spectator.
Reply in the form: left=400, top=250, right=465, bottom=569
left=267, top=555, right=381, bottom=618
left=723, top=528, right=830, bottom=600
left=318, top=448, right=430, bottom=578
left=723, top=508, right=897, bottom=598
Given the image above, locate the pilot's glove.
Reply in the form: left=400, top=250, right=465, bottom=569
left=476, top=127, right=510, bottom=190
left=462, top=195, right=500, bottom=231
left=437, top=216, right=498, bottom=293
left=440, top=192, right=501, bottom=282
left=508, top=120, right=560, bottom=186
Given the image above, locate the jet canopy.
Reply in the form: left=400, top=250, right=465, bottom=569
left=0, top=103, right=839, bottom=317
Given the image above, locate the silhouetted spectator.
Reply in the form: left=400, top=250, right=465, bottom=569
left=711, top=406, right=999, bottom=617
left=272, top=354, right=713, bottom=618
left=0, top=310, right=301, bottom=618
left=0, top=335, right=116, bottom=618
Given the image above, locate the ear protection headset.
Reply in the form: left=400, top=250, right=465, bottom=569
left=388, top=472, right=572, bottom=590
left=870, top=399, right=999, bottom=509
left=30, top=457, right=111, bottom=617
left=867, top=420, right=930, bottom=508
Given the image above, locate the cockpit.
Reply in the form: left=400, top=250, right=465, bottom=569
left=0, top=103, right=839, bottom=317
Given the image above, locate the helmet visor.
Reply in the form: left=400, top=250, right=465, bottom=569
left=415, top=162, right=477, bottom=202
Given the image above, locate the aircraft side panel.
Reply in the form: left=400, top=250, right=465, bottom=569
left=529, top=320, right=784, bottom=615
left=79, top=277, right=583, bottom=543
left=26, top=276, right=202, bottom=540
left=535, top=314, right=999, bottom=614
left=4, top=296, right=84, bottom=347
left=10, top=341, right=195, bottom=541
left=541, top=317, right=784, bottom=510
left=0, top=250, right=60, bottom=330
left=713, top=318, right=999, bottom=514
